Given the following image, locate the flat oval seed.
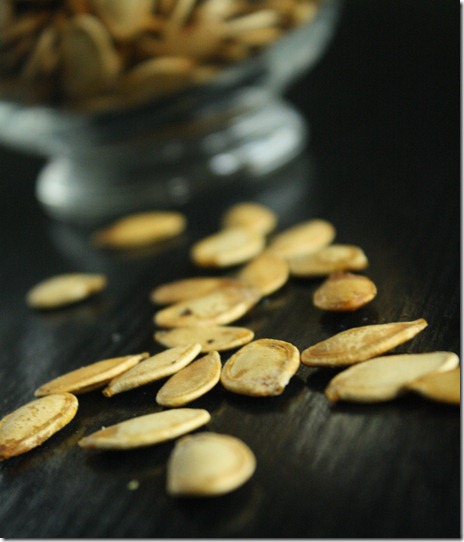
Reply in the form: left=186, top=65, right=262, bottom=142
left=103, top=344, right=201, bottom=397
left=236, top=252, right=289, bottom=296
left=221, top=338, right=300, bottom=396
left=267, top=219, right=336, bottom=259
left=300, top=319, right=428, bottom=367
left=156, top=351, right=222, bottom=407
left=0, top=393, right=78, bottom=460
left=78, top=408, right=210, bottom=450
left=221, top=202, right=277, bottom=235
left=325, top=352, right=460, bottom=403
left=167, top=432, right=256, bottom=497
left=154, top=325, right=254, bottom=353
left=154, top=284, right=261, bottom=328
left=91, top=211, right=186, bottom=249
left=150, top=276, right=245, bottom=305
left=313, top=272, right=377, bottom=312
left=288, top=244, right=368, bottom=278
left=191, top=227, right=265, bottom=268
left=26, top=273, right=107, bottom=309
left=406, top=366, right=461, bottom=405
left=35, top=353, right=149, bottom=396
left=89, top=0, right=154, bottom=39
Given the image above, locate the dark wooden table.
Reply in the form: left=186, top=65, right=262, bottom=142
left=0, top=1, right=460, bottom=538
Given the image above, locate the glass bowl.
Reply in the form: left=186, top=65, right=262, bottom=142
left=0, top=0, right=341, bottom=225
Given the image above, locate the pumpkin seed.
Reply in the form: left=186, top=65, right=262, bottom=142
left=89, top=0, right=155, bottom=39
left=78, top=408, right=211, bottom=450
left=91, top=210, right=187, bottom=249
left=154, top=283, right=261, bottom=328
left=26, top=273, right=107, bottom=309
left=267, top=219, right=336, bottom=259
left=166, top=432, right=256, bottom=496
left=301, top=319, right=428, bottom=367
left=0, top=393, right=78, bottom=460
left=288, top=244, right=369, bottom=277
left=102, top=344, right=201, bottom=397
left=221, top=338, right=300, bottom=396
left=35, top=353, right=149, bottom=396
left=313, top=272, right=377, bottom=312
left=236, top=252, right=289, bottom=296
left=154, top=325, right=254, bottom=352
left=221, top=202, right=277, bottom=235
left=406, top=365, right=460, bottom=405
left=156, top=351, right=222, bottom=407
left=325, top=352, right=460, bottom=403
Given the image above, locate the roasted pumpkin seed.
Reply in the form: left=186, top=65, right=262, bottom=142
left=221, top=202, right=277, bottom=235
left=236, top=252, right=289, bottom=296
left=406, top=365, right=460, bottom=405
left=313, top=272, right=377, bottom=312
left=288, top=244, right=369, bottom=277
left=154, top=325, right=254, bottom=352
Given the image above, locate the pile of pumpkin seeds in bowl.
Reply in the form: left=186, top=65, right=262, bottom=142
left=0, top=201, right=460, bottom=499
left=0, top=0, right=323, bottom=110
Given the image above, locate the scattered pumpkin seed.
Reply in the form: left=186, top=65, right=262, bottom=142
left=156, top=351, right=222, bottom=407
left=88, top=0, right=155, bottom=40
left=91, top=210, right=187, bottom=249
left=102, top=344, right=202, bottom=397
left=154, top=325, right=254, bottom=353
left=221, top=201, right=277, bottom=235
left=406, top=366, right=460, bottom=405
left=166, top=432, right=256, bottom=497
left=236, top=252, right=289, bottom=296
left=288, top=244, right=369, bottom=277
left=191, top=227, right=265, bottom=268
left=325, top=352, right=460, bottom=403
left=0, top=393, right=78, bottom=460
left=221, top=338, right=300, bottom=396
left=78, top=408, right=211, bottom=450
left=35, top=353, right=150, bottom=396
left=154, top=283, right=261, bottom=328
left=300, top=319, right=428, bottom=367
left=313, top=272, right=377, bottom=312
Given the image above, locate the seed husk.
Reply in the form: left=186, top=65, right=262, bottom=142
left=103, top=344, right=202, bottom=397
left=26, top=273, right=107, bottom=309
left=237, top=252, right=289, bottom=296
left=78, top=408, right=211, bottom=450
left=221, top=202, right=277, bottom=235
left=150, top=276, right=245, bottom=305
left=91, top=210, right=187, bottom=249
left=221, top=338, right=300, bottom=396
left=267, top=219, right=336, bottom=259
left=88, top=0, right=155, bottom=40
left=191, top=227, right=265, bottom=268
left=154, top=283, right=261, bottom=328
left=325, top=352, right=460, bottom=403
left=300, top=319, right=428, bottom=367
left=0, top=393, right=78, bottom=460
left=288, top=244, right=369, bottom=277
left=313, top=272, right=377, bottom=312
left=166, top=432, right=256, bottom=497
left=35, top=353, right=150, bottom=396
left=156, top=351, right=222, bottom=407
left=406, top=365, right=460, bottom=405
left=154, top=325, right=254, bottom=353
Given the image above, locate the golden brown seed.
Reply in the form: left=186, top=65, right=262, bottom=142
left=154, top=325, right=254, bottom=353
left=220, top=338, right=300, bottom=396
left=154, top=284, right=261, bottom=328
left=78, top=408, right=211, bottom=450
left=0, top=393, right=78, bottom=460
left=156, top=351, right=222, bottom=407
left=88, top=0, right=155, bottom=39
left=313, top=272, right=377, bottom=312
left=300, top=319, right=428, bottom=367
left=221, top=202, right=277, bottom=235
left=288, top=244, right=369, bottom=277
left=150, top=276, right=245, bottom=305
left=191, top=227, right=265, bottom=268
left=406, top=366, right=460, bottom=405
left=267, top=219, right=336, bottom=259
left=35, top=353, right=149, bottom=396
left=325, top=352, right=460, bottom=403
left=102, top=344, right=201, bottom=397
left=236, top=252, right=289, bottom=296
left=26, top=273, right=107, bottom=309
left=91, top=210, right=187, bottom=249
left=166, top=432, right=256, bottom=497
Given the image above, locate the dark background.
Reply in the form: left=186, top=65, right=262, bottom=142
left=0, top=0, right=460, bottom=538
